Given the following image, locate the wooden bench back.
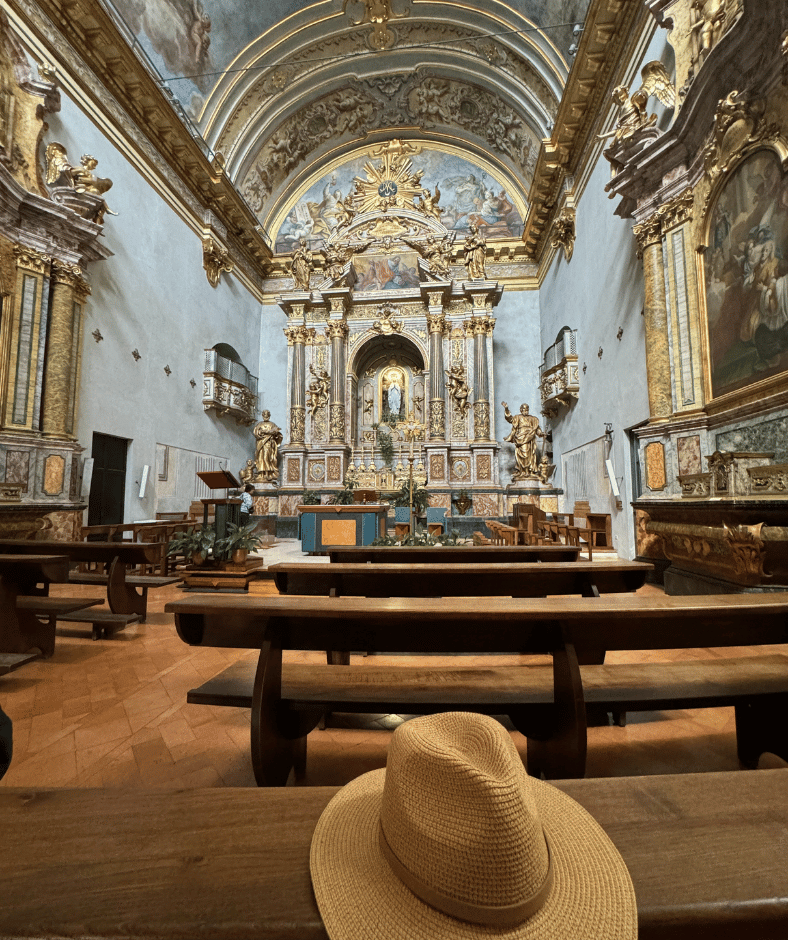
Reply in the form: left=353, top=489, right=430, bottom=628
left=269, top=561, right=652, bottom=598
left=328, top=545, right=580, bottom=563
left=169, top=593, right=788, bottom=657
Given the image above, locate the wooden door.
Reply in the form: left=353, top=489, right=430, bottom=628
left=87, top=432, right=128, bottom=525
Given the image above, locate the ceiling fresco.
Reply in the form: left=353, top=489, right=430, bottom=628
left=118, top=1, right=591, bottom=121
left=273, top=147, right=526, bottom=253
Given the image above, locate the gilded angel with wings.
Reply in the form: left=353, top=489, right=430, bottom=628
left=600, top=61, right=675, bottom=179
left=45, top=142, right=115, bottom=222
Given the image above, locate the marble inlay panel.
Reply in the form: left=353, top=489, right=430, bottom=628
left=476, top=454, right=492, bottom=480
left=473, top=494, right=499, bottom=517
left=253, top=496, right=269, bottom=514
left=717, top=416, right=788, bottom=464
left=427, top=494, right=451, bottom=509
left=645, top=442, right=667, bottom=491
left=6, top=450, right=30, bottom=491
left=13, top=274, right=37, bottom=425
left=676, top=435, right=702, bottom=477
left=540, top=496, right=558, bottom=513
left=429, top=454, right=445, bottom=480
left=43, top=455, right=65, bottom=495
left=327, top=455, right=342, bottom=482
left=286, top=458, right=301, bottom=483
left=279, top=494, right=301, bottom=516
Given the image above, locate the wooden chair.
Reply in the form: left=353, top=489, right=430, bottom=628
left=572, top=501, right=614, bottom=557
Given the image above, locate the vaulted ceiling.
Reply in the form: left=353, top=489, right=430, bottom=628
left=115, top=1, right=592, bottom=245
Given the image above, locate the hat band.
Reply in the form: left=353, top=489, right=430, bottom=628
left=379, top=824, right=554, bottom=928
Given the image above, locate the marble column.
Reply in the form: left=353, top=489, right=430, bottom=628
left=427, top=307, right=446, bottom=440
left=328, top=319, right=348, bottom=443
left=285, top=321, right=308, bottom=444
left=8, top=245, right=51, bottom=431
left=42, top=260, right=90, bottom=439
left=634, top=213, right=673, bottom=422
left=472, top=315, right=494, bottom=441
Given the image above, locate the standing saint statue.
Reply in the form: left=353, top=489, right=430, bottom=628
left=385, top=375, right=402, bottom=418
left=463, top=222, right=487, bottom=280
left=502, top=401, right=545, bottom=481
left=290, top=238, right=313, bottom=291
left=253, top=410, right=283, bottom=483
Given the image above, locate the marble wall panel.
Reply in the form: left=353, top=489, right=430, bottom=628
left=43, top=455, right=65, bottom=495
left=716, top=415, right=788, bottom=463
left=473, top=494, right=500, bottom=517
left=5, top=450, right=29, bottom=491
left=676, top=435, right=702, bottom=477
left=279, top=494, right=301, bottom=516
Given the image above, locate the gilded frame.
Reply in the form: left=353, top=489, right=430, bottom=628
left=696, top=136, right=788, bottom=412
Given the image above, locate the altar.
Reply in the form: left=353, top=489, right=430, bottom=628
left=298, top=504, right=388, bottom=554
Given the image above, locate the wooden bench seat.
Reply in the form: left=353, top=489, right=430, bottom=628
left=167, top=592, right=788, bottom=784
left=57, top=609, right=141, bottom=640
left=188, top=652, right=788, bottom=771
left=0, top=651, right=40, bottom=675
left=0, top=770, right=786, bottom=939
left=328, top=545, right=581, bottom=563
left=68, top=570, right=180, bottom=620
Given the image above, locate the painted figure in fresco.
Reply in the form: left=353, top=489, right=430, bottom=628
left=253, top=411, right=283, bottom=482
left=463, top=222, right=487, bottom=280
left=290, top=238, right=313, bottom=291
left=502, top=402, right=545, bottom=480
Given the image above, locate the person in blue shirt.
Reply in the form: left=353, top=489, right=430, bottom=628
left=240, top=483, right=254, bottom=527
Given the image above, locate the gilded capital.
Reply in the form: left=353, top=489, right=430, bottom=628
left=633, top=213, right=663, bottom=254
left=50, top=259, right=84, bottom=288
left=327, top=320, right=349, bottom=341
left=427, top=312, right=446, bottom=335
left=284, top=325, right=309, bottom=345
left=472, top=315, right=495, bottom=336
left=13, top=244, right=51, bottom=275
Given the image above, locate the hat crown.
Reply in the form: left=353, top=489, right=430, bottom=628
left=380, top=713, right=550, bottom=913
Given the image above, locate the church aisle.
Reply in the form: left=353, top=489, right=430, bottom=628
left=0, top=557, right=776, bottom=789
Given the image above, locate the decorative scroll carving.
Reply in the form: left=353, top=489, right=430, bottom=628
left=702, top=92, right=784, bottom=211
left=747, top=464, right=788, bottom=494
left=429, top=399, right=445, bottom=439
left=550, top=206, right=576, bottom=261
left=330, top=402, right=346, bottom=442
left=371, top=302, right=403, bottom=334
left=202, top=236, right=233, bottom=288
left=290, top=406, right=306, bottom=443
left=678, top=473, right=712, bottom=497
left=473, top=400, right=490, bottom=440
left=477, top=454, right=492, bottom=481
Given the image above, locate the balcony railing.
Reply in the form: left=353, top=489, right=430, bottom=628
left=203, top=349, right=258, bottom=426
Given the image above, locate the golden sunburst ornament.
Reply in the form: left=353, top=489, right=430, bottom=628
left=352, top=140, right=425, bottom=215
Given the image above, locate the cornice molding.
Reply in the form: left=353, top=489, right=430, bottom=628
left=5, top=0, right=271, bottom=297
left=522, top=0, right=648, bottom=261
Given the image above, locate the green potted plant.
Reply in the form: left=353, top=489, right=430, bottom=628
left=392, top=481, right=429, bottom=516
left=330, top=479, right=357, bottom=505
left=301, top=490, right=321, bottom=505
left=167, top=525, right=215, bottom=566
left=214, top=521, right=264, bottom=564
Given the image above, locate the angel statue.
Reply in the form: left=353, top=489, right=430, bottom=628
left=404, top=233, right=455, bottom=281
left=416, top=184, right=442, bottom=221
left=323, top=244, right=353, bottom=284
left=599, top=61, right=675, bottom=179
left=45, top=142, right=116, bottom=222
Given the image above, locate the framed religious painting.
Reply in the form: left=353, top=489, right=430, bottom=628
left=701, top=147, right=788, bottom=401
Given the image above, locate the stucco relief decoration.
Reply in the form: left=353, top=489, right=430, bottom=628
left=371, top=302, right=403, bottom=334
left=45, top=142, right=115, bottom=224
left=344, top=0, right=408, bottom=51
left=202, top=236, right=233, bottom=288
left=601, top=61, right=675, bottom=184
left=703, top=145, right=788, bottom=399
left=429, top=454, right=445, bottom=481
left=550, top=206, right=576, bottom=261
left=327, top=455, right=342, bottom=482
left=477, top=454, right=492, bottom=480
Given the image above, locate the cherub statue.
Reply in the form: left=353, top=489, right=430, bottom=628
left=690, top=0, right=728, bottom=66
left=323, top=244, right=353, bottom=283
left=239, top=458, right=256, bottom=485
left=416, top=184, right=442, bottom=220
left=403, top=232, right=455, bottom=281
left=445, top=364, right=471, bottom=417
left=537, top=453, right=555, bottom=485
left=307, top=363, right=330, bottom=416
left=332, top=192, right=357, bottom=229
left=600, top=61, right=675, bottom=178
left=45, top=142, right=116, bottom=222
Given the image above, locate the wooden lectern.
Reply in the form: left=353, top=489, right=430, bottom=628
left=196, top=469, right=241, bottom=541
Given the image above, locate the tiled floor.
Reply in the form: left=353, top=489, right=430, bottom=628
left=0, top=541, right=781, bottom=789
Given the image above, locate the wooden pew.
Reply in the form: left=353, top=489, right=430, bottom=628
left=166, top=592, right=788, bottom=784
left=269, top=560, right=651, bottom=599
left=0, top=770, right=785, bottom=939
left=0, top=539, right=178, bottom=628
left=0, top=555, right=102, bottom=657
left=328, top=544, right=581, bottom=563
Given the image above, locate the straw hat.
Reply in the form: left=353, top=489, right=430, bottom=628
left=310, top=712, right=637, bottom=939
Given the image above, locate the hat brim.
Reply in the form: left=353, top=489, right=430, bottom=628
left=310, top=767, right=637, bottom=940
